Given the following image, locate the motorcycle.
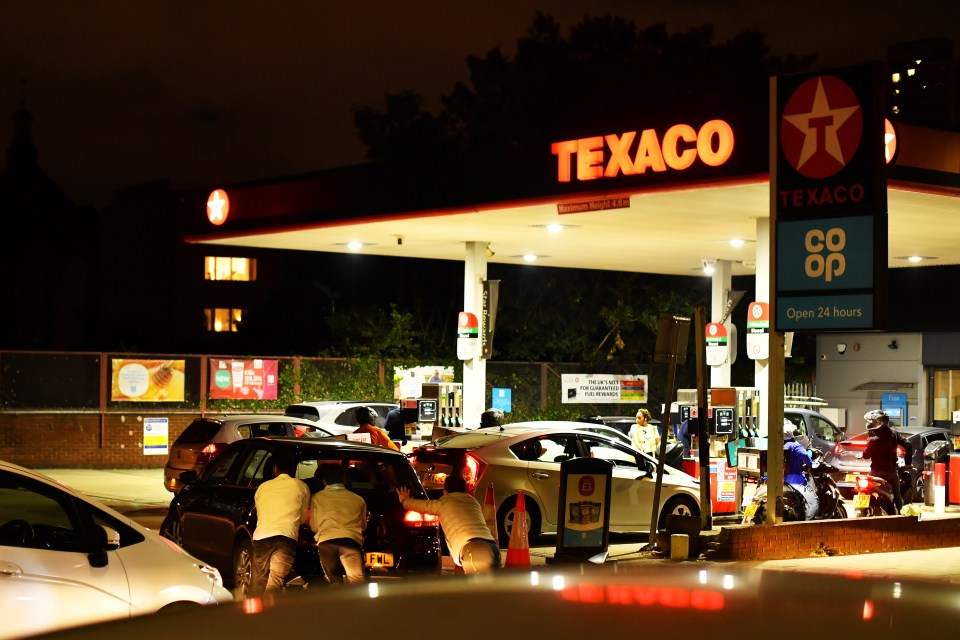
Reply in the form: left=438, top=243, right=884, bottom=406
left=741, top=476, right=807, bottom=524
left=809, top=449, right=847, bottom=519
left=741, top=449, right=846, bottom=524
left=849, top=472, right=898, bottom=516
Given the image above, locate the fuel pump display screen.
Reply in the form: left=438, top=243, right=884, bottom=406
left=714, top=407, right=735, bottom=435
left=418, top=400, right=437, bottom=423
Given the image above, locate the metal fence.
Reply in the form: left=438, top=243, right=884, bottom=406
left=0, top=351, right=668, bottom=422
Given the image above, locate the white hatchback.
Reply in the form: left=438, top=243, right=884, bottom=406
left=0, top=461, right=233, bottom=639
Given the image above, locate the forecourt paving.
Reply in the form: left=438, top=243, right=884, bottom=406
left=36, top=467, right=960, bottom=584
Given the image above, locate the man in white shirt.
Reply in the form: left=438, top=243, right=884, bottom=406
left=252, top=452, right=310, bottom=594
left=397, top=475, right=500, bottom=573
left=310, top=463, right=368, bottom=584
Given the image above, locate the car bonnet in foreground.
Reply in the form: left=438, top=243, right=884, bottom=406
left=31, top=565, right=960, bottom=640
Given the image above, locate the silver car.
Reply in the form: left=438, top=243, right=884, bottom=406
left=164, top=414, right=334, bottom=492
left=409, top=424, right=700, bottom=544
left=0, top=461, right=233, bottom=639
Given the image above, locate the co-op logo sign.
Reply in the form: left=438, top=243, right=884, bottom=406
left=805, top=227, right=846, bottom=282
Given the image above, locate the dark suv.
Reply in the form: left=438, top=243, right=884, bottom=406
left=160, top=437, right=441, bottom=594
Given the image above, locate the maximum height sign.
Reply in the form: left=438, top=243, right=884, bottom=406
left=772, top=63, right=887, bottom=331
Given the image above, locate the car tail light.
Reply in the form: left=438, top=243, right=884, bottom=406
left=896, top=445, right=906, bottom=458
left=197, top=443, right=223, bottom=464
left=407, top=455, right=417, bottom=466
left=461, top=453, right=487, bottom=494
left=855, top=475, right=872, bottom=492
left=404, top=511, right=439, bottom=527
left=834, top=443, right=844, bottom=455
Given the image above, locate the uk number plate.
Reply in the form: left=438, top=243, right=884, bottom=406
left=845, top=474, right=860, bottom=482
left=854, top=493, right=871, bottom=509
left=364, top=552, right=394, bottom=568
left=421, top=471, right=447, bottom=486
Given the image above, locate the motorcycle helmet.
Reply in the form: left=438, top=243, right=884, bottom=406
left=864, top=409, right=889, bottom=430
left=783, top=419, right=797, bottom=437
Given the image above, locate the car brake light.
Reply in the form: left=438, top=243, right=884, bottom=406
left=197, top=443, right=222, bottom=464
left=404, top=511, right=439, bottom=527
left=896, top=445, right=905, bottom=457
left=855, top=475, right=872, bottom=492
left=462, top=453, right=487, bottom=494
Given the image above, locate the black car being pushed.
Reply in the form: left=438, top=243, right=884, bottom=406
left=160, top=437, right=441, bottom=594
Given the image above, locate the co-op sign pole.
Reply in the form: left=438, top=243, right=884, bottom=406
left=769, top=63, right=887, bottom=521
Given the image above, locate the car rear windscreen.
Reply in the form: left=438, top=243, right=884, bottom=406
left=175, top=420, right=222, bottom=444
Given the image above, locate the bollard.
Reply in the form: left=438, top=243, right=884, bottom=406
left=935, top=462, right=947, bottom=514
left=670, top=534, right=690, bottom=561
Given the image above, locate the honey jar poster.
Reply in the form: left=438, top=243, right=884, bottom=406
left=110, top=359, right=186, bottom=402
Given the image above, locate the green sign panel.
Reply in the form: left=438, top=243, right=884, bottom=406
left=777, top=215, right=874, bottom=291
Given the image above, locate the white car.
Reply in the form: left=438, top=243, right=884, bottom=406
left=410, top=424, right=701, bottom=544
left=0, top=461, right=233, bottom=639
left=284, top=401, right=398, bottom=435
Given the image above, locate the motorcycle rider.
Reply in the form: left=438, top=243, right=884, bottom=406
left=862, top=409, right=912, bottom=514
left=783, top=419, right=819, bottom=520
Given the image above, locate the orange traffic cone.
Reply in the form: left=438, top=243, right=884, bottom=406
left=504, top=490, right=530, bottom=569
left=483, top=482, right=498, bottom=543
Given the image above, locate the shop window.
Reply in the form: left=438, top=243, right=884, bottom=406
left=204, top=256, right=256, bottom=281
left=204, top=308, right=245, bottom=332
left=931, top=369, right=960, bottom=423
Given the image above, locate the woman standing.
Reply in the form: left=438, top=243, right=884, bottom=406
left=630, top=408, right=659, bottom=454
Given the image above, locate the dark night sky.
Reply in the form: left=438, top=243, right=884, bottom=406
left=2, top=0, right=957, bottom=208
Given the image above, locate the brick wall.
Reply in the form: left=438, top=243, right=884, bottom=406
left=0, top=412, right=200, bottom=468
left=708, top=515, right=960, bottom=560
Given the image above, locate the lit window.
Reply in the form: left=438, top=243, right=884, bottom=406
left=907, top=68, right=915, bottom=77
left=204, top=308, right=245, bottom=332
left=204, top=256, right=257, bottom=281
left=892, top=106, right=900, bottom=114
left=891, top=73, right=901, bottom=83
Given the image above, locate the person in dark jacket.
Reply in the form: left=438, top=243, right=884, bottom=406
left=862, top=409, right=912, bottom=513
left=783, top=420, right=818, bottom=520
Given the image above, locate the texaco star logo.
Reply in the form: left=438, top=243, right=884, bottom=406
left=781, top=75, right=862, bottom=179
left=206, top=189, right=230, bottom=226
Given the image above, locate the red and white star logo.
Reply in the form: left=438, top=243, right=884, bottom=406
left=781, top=75, right=862, bottom=179
left=206, top=189, right=230, bottom=226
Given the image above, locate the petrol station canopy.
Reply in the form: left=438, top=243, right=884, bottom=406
left=186, top=121, right=958, bottom=279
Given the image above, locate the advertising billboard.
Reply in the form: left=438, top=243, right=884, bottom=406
left=561, top=374, right=647, bottom=404
left=209, top=358, right=279, bottom=400
left=111, top=359, right=185, bottom=402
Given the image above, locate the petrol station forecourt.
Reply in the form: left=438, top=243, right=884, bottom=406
left=185, top=61, right=960, bottom=496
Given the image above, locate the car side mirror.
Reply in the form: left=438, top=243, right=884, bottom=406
left=87, top=524, right=119, bottom=568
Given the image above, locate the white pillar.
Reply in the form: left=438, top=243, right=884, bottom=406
left=463, top=241, right=487, bottom=428
left=710, top=259, right=733, bottom=387
left=754, top=218, right=770, bottom=436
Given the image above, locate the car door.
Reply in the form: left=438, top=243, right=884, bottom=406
left=523, top=433, right=583, bottom=527
left=0, top=470, right=130, bottom=637
left=180, top=443, right=249, bottom=566
left=578, top=435, right=656, bottom=530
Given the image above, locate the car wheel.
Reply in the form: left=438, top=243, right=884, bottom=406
left=496, top=495, right=541, bottom=547
left=233, top=537, right=254, bottom=596
left=657, top=495, right=700, bottom=530
left=159, top=515, right=183, bottom=546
